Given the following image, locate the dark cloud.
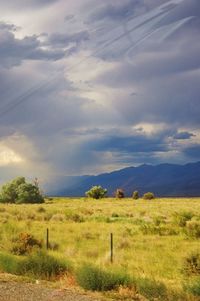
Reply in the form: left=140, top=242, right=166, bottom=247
left=0, top=0, right=199, bottom=184
left=0, top=28, right=65, bottom=68
left=0, top=22, right=19, bottom=31
left=173, top=132, right=195, bottom=140
left=90, top=133, right=169, bottom=154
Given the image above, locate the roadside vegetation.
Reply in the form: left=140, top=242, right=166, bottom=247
left=0, top=196, right=199, bottom=300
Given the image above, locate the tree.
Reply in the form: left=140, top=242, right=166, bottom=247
left=115, top=189, right=125, bottom=199
left=0, top=177, right=44, bottom=204
left=143, top=192, right=155, bottom=200
left=85, top=186, right=107, bottom=199
left=132, top=191, right=139, bottom=199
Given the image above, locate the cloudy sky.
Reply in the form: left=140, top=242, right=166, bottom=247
left=0, top=0, right=199, bottom=189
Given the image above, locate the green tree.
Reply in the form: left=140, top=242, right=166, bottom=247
left=85, top=186, right=107, bottom=199
left=0, top=177, right=44, bottom=204
left=132, top=191, right=139, bottom=199
left=143, top=192, right=155, bottom=200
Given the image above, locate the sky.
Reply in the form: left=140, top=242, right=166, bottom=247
left=0, top=0, right=199, bottom=189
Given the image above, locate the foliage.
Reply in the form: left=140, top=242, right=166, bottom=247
left=182, top=252, right=200, bottom=275
left=11, top=232, right=42, bottom=255
left=115, top=189, right=125, bottom=199
left=18, top=251, right=71, bottom=280
left=0, top=177, right=44, bottom=204
left=143, top=192, right=155, bottom=200
left=85, top=186, right=107, bottom=199
left=76, top=263, right=132, bottom=291
left=132, top=191, right=139, bottom=199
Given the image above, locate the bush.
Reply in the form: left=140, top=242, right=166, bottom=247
left=0, top=177, right=44, bottom=204
left=18, top=251, right=71, bottom=280
left=143, top=192, right=155, bottom=200
left=115, top=189, right=125, bottom=199
left=186, top=220, right=200, bottom=238
left=132, top=191, right=139, bottom=199
left=183, top=277, right=200, bottom=296
left=182, top=252, right=200, bottom=275
left=85, top=186, right=107, bottom=199
left=11, top=232, right=42, bottom=255
left=76, top=263, right=132, bottom=291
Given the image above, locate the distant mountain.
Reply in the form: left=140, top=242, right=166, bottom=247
left=50, top=162, right=200, bottom=197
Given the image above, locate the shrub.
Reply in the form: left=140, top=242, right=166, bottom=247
left=85, top=186, right=107, bottom=199
left=173, top=211, right=194, bottom=227
left=186, top=220, right=200, bottom=238
left=182, top=252, right=200, bottom=275
left=76, top=264, right=132, bottom=291
left=143, top=192, right=155, bottom=200
left=11, top=232, right=42, bottom=255
left=183, top=277, right=200, bottom=296
left=18, top=251, right=71, bottom=280
left=132, top=191, right=139, bottom=199
left=115, top=189, right=125, bottom=199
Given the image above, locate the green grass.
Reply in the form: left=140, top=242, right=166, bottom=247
left=0, top=197, right=199, bottom=300
left=76, top=263, right=132, bottom=291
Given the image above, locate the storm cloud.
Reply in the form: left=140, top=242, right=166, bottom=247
left=0, top=0, right=199, bottom=189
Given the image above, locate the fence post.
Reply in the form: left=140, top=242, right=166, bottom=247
left=110, top=233, right=113, bottom=263
left=46, top=228, right=49, bottom=250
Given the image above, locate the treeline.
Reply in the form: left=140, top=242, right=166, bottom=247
left=86, top=185, right=155, bottom=200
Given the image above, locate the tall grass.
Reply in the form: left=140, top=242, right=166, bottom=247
left=0, top=197, right=200, bottom=299
left=0, top=251, right=72, bottom=280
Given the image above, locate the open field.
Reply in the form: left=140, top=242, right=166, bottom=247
left=0, top=197, right=200, bottom=300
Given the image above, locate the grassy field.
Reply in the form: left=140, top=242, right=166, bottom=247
left=0, top=197, right=200, bottom=300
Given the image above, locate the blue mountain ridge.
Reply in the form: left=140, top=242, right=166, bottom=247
left=50, top=162, right=200, bottom=197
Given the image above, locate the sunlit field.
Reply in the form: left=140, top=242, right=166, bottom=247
left=0, top=197, right=200, bottom=300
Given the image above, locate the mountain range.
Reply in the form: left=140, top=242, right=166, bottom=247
left=49, top=161, right=200, bottom=197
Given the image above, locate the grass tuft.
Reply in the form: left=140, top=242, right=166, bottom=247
left=76, top=263, right=132, bottom=291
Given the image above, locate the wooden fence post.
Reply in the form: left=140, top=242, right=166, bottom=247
left=110, top=233, right=113, bottom=263
left=46, top=228, right=49, bottom=250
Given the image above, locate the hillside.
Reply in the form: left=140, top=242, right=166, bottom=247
left=50, top=162, right=200, bottom=197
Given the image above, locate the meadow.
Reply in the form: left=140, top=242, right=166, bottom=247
left=0, top=197, right=200, bottom=300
